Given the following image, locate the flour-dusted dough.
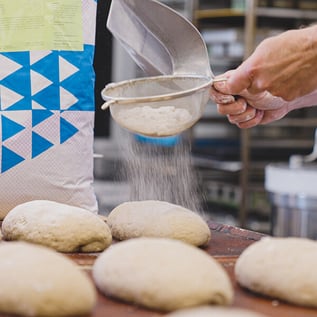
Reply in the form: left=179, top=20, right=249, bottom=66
left=235, top=236, right=317, bottom=308
left=164, top=306, right=269, bottom=317
left=107, top=200, right=210, bottom=246
left=93, top=237, right=233, bottom=312
left=0, top=241, right=96, bottom=316
left=2, top=200, right=112, bottom=252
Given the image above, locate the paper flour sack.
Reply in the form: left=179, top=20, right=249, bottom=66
left=0, top=0, right=98, bottom=218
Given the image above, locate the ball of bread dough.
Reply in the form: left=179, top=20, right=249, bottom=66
left=2, top=200, right=112, bottom=252
left=164, top=306, right=268, bottom=317
left=93, top=237, right=233, bottom=312
left=107, top=200, right=210, bottom=246
left=235, top=236, right=317, bottom=308
left=0, top=241, right=96, bottom=316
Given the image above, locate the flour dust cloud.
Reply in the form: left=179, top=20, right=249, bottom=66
left=118, top=130, right=203, bottom=213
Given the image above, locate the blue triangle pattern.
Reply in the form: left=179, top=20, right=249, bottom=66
left=1, top=145, right=25, bottom=173
left=60, top=45, right=95, bottom=111
left=32, top=84, right=60, bottom=110
left=1, top=67, right=32, bottom=110
left=2, top=115, right=25, bottom=141
left=32, top=132, right=54, bottom=158
left=1, top=52, right=30, bottom=67
left=0, top=45, right=95, bottom=173
left=32, top=109, right=54, bottom=127
left=30, top=51, right=59, bottom=84
left=4, top=97, right=32, bottom=111
left=59, top=46, right=94, bottom=71
left=2, top=66, right=32, bottom=92
left=60, top=117, right=78, bottom=144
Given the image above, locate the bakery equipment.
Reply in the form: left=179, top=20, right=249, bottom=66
left=102, top=0, right=225, bottom=136
left=265, top=129, right=317, bottom=239
left=101, top=75, right=213, bottom=137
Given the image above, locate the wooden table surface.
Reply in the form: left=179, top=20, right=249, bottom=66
left=1, top=221, right=317, bottom=317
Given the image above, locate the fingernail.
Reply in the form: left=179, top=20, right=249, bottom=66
left=244, top=114, right=253, bottom=121
left=214, top=81, right=226, bottom=89
left=218, top=95, right=235, bottom=104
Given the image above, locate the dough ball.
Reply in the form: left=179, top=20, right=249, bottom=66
left=164, top=306, right=268, bottom=317
left=93, top=237, right=233, bottom=312
left=0, top=241, right=96, bottom=316
left=235, top=236, right=317, bottom=308
left=107, top=200, right=210, bottom=246
left=2, top=200, right=112, bottom=252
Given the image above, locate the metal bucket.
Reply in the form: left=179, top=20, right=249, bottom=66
left=265, top=163, right=317, bottom=239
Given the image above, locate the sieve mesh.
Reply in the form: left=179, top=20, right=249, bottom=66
left=101, top=75, right=212, bottom=137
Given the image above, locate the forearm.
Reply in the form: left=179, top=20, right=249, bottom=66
left=225, top=24, right=317, bottom=100
left=288, top=89, right=317, bottom=112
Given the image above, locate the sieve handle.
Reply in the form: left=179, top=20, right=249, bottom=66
left=101, top=99, right=117, bottom=110
left=212, top=77, right=227, bottom=84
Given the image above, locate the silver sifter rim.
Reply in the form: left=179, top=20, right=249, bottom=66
left=101, top=75, right=214, bottom=109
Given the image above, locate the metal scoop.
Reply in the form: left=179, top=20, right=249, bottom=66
left=107, top=0, right=212, bottom=77
left=103, top=0, right=225, bottom=136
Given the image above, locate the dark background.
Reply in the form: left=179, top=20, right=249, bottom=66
left=93, top=0, right=112, bottom=137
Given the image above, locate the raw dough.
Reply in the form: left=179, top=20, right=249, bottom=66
left=93, top=237, right=233, bottom=312
left=2, top=200, right=112, bottom=252
left=107, top=200, right=210, bottom=246
left=164, top=306, right=268, bottom=317
left=235, top=236, right=317, bottom=308
left=0, top=241, right=96, bottom=316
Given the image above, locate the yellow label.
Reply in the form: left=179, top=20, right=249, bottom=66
left=0, top=0, right=83, bottom=52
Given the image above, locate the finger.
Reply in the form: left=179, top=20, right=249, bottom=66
left=260, top=107, right=288, bottom=125
left=236, top=110, right=264, bottom=129
left=227, top=105, right=257, bottom=124
left=210, top=86, right=235, bottom=104
left=213, top=78, right=232, bottom=95
left=226, top=63, right=253, bottom=95
left=217, top=98, right=247, bottom=116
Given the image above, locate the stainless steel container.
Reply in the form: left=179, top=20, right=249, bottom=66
left=265, top=163, right=317, bottom=239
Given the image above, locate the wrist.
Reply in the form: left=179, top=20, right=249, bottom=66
left=288, top=89, right=317, bottom=111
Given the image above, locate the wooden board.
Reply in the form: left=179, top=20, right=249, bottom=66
left=1, top=221, right=317, bottom=316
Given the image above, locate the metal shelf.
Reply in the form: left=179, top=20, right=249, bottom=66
left=256, top=7, right=317, bottom=19
left=250, top=139, right=313, bottom=148
left=192, top=0, right=317, bottom=230
left=195, top=8, right=245, bottom=19
left=194, top=6, right=317, bottom=20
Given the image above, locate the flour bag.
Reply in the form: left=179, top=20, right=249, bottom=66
left=0, top=0, right=98, bottom=218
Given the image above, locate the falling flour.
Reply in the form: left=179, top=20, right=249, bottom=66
left=113, top=106, right=193, bottom=136
left=118, top=130, right=204, bottom=214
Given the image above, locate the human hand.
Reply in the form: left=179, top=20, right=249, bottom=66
left=211, top=69, right=317, bottom=128
left=210, top=71, right=290, bottom=128
left=224, top=25, right=317, bottom=101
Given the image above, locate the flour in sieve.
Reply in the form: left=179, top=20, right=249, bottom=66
left=114, top=106, right=193, bottom=136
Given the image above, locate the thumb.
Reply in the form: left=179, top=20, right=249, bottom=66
left=226, top=64, right=252, bottom=95
left=213, top=70, right=234, bottom=94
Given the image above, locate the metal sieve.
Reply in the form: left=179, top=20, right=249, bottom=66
left=101, top=75, right=217, bottom=137
left=102, top=0, right=225, bottom=137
